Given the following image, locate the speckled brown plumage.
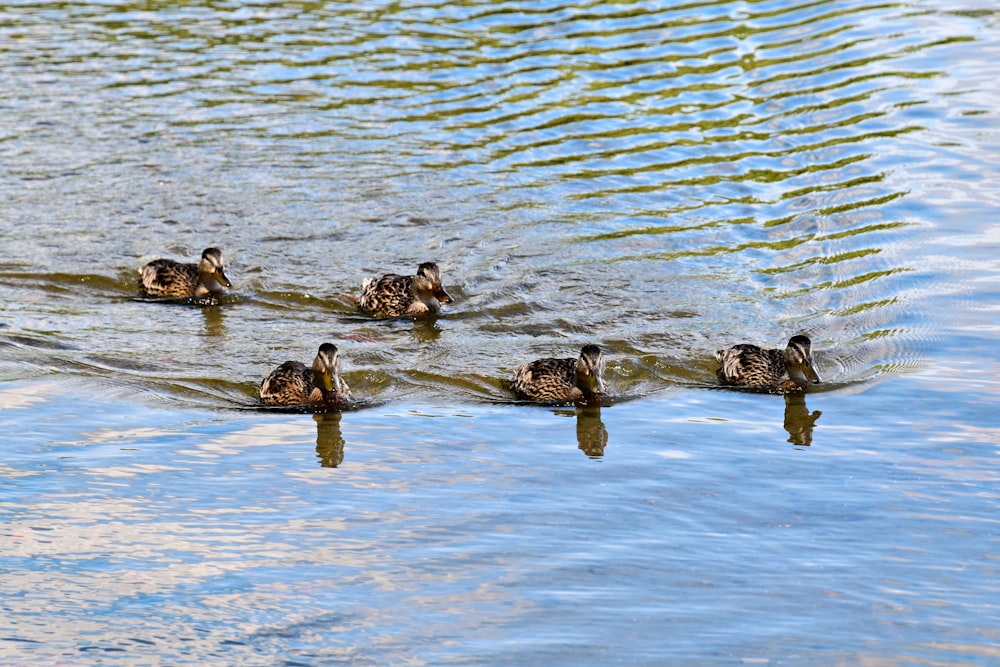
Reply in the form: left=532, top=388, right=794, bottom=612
left=513, top=344, right=606, bottom=403
left=138, top=247, right=231, bottom=299
left=715, top=335, right=821, bottom=393
left=260, top=343, right=352, bottom=408
left=344, top=262, right=453, bottom=317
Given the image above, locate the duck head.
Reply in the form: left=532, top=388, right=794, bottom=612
left=414, top=262, right=453, bottom=308
left=198, top=247, right=232, bottom=291
left=575, top=344, right=606, bottom=397
left=785, top=335, right=821, bottom=386
left=312, top=343, right=343, bottom=399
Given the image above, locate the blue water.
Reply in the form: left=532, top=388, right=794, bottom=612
left=3, top=374, right=997, bottom=664
left=2, top=0, right=1000, bottom=664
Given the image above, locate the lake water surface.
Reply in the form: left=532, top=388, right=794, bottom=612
left=1, top=1, right=999, bottom=665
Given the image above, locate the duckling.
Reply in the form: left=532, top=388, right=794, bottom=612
left=260, top=343, right=352, bottom=408
left=138, top=247, right=232, bottom=298
left=343, top=262, right=453, bottom=317
left=513, top=344, right=606, bottom=403
left=715, top=335, right=821, bottom=393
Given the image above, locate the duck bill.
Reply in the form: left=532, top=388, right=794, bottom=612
left=215, top=268, right=232, bottom=289
left=317, top=368, right=335, bottom=393
left=434, top=287, right=454, bottom=304
left=579, top=373, right=604, bottom=398
left=803, top=363, right=821, bottom=384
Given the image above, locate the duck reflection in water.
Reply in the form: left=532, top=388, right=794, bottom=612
left=783, top=393, right=822, bottom=447
left=200, top=304, right=226, bottom=340
left=575, top=405, right=608, bottom=458
left=553, top=405, right=609, bottom=458
left=314, top=412, right=346, bottom=467
left=410, top=317, right=443, bottom=343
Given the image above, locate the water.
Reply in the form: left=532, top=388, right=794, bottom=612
left=1, top=0, right=998, bottom=664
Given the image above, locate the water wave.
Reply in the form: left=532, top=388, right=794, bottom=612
left=0, top=0, right=970, bottom=407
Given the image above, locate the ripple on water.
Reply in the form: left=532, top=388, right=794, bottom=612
left=0, top=0, right=945, bottom=403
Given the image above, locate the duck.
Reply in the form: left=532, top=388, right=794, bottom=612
left=715, top=335, right=821, bottom=393
left=138, top=247, right=232, bottom=298
left=512, top=344, right=606, bottom=403
left=259, top=343, right=352, bottom=408
left=342, top=262, right=453, bottom=317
